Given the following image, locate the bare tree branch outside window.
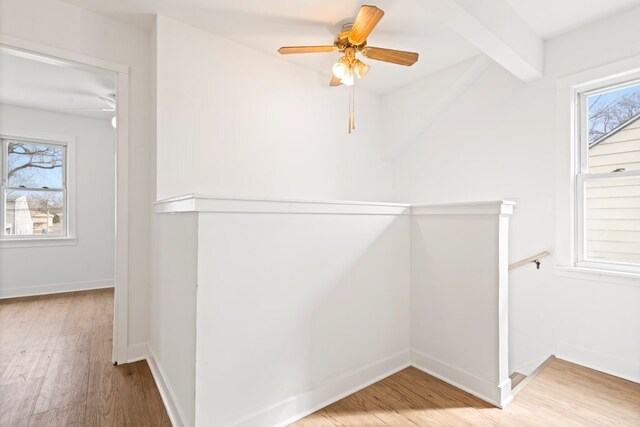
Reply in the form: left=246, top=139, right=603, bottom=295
left=588, top=87, right=640, bottom=143
left=7, top=142, right=63, bottom=186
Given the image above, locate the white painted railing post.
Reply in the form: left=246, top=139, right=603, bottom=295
left=498, top=202, right=515, bottom=407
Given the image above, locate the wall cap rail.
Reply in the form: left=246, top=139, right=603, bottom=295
left=412, top=200, right=515, bottom=216
left=154, top=194, right=412, bottom=215
left=154, top=195, right=518, bottom=216
left=155, top=195, right=517, bottom=216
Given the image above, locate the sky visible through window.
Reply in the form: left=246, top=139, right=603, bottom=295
left=7, top=141, right=64, bottom=189
left=588, top=83, right=640, bottom=143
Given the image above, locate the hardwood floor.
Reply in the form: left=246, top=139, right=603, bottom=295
left=0, top=289, right=171, bottom=426
left=4, top=289, right=638, bottom=426
left=293, top=359, right=640, bottom=426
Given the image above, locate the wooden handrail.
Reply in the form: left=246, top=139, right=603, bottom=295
left=509, top=251, right=550, bottom=271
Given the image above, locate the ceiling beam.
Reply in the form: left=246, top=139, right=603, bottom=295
left=419, top=0, right=543, bottom=82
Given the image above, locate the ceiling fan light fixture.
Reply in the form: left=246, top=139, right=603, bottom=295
left=354, top=59, right=370, bottom=78
left=340, top=68, right=355, bottom=86
left=332, top=57, right=350, bottom=79
left=277, top=5, right=418, bottom=133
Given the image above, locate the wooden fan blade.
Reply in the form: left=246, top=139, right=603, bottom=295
left=63, top=107, right=115, bottom=112
left=348, top=5, right=385, bottom=46
left=362, top=47, right=419, bottom=66
left=278, top=45, right=337, bottom=54
left=330, top=75, right=342, bottom=87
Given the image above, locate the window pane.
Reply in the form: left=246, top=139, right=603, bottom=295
left=4, top=190, right=64, bottom=236
left=6, top=141, right=64, bottom=189
left=585, top=177, right=640, bottom=264
left=587, top=84, right=640, bottom=173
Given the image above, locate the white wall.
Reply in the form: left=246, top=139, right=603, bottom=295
left=548, top=11, right=640, bottom=382
left=150, top=18, right=401, bottom=425
left=0, top=0, right=153, bottom=348
left=154, top=16, right=394, bottom=202
left=411, top=203, right=512, bottom=407
left=0, top=104, right=114, bottom=297
left=386, top=8, right=640, bottom=381
left=193, top=206, right=410, bottom=426
left=149, top=212, right=197, bottom=427
left=389, top=62, right=558, bottom=375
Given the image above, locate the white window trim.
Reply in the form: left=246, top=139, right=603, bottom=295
left=575, top=80, right=640, bottom=274
left=0, top=127, right=76, bottom=248
left=556, top=54, right=640, bottom=282
left=554, top=265, right=640, bottom=288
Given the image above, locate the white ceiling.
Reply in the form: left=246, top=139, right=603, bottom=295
left=60, top=0, right=482, bottom=93
left=0, top=48, right=116, bottom=120
left=49, top=0, right=640, bottom=92
left=505, top=0, right=640, bottom=39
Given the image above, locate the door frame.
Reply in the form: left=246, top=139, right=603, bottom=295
left=0, top=34, right=131, bottom=364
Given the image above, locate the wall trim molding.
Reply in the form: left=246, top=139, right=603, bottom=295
left=154, top=195, right=517, bottom=217
left=412, top=200, right=516, bottom=216
left=0, top=279, right=113, bottom=299
left=147, top=345, right=189, bottom=427
left=155, top=194, right=411, bottom=216
left=411, top=350, right=512, bottom=408
left=230, top=350, right=411, bottom=427
left=556, top=342, right=640, bottom=384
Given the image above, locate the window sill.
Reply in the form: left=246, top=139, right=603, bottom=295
left=555, top=266, right=640, bottom=288
left=0, top=237, right=77, bottom=249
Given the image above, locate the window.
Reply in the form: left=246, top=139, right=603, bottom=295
left=576, top=80, right=640, bottom=272
left=1, top=137, right=68, bottom=240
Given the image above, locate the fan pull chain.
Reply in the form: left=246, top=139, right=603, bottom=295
left=348, top=85, right=355, bottom=133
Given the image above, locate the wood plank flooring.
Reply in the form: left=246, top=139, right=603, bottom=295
left=293, top=359, right=640, bottom=426
left=0, top=289, right=171, bottom=426
left=5, top=289, right=638, bottom=426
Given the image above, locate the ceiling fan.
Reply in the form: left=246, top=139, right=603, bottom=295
left=278, top=5, right=418, bottom=132
left=278, top=5, right=419, bottom=87
left=65, top=94, right=116, bottom=112
left=63, top=94, right=117, bottom=127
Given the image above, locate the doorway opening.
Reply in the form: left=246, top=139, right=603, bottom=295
left=0, top=39, right=129, bottom=364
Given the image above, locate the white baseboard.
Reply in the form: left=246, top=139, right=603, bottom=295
left=127, top=342, right=149, bottom=363
left=0, top=279, right=113, bottom=299
left=556, top=342, right=640, bottom=384
left=411, top=350, right=512, bottom=408
left=147, top=345, right=189, bottom=427
left=511, top=355, right=555, bottom=396
left=232, top=350, right=411, bottom=427
left=511, top=356, right=551, bottom=376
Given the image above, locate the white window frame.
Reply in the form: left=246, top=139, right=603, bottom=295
left=574, top=77, right=640, bottom=274
left=0, top=128, right=76, bottom=248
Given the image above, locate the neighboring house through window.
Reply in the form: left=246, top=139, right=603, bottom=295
left=1, top=136, right=69, bottom=239
left=576, top=80, right=640, bottom=272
